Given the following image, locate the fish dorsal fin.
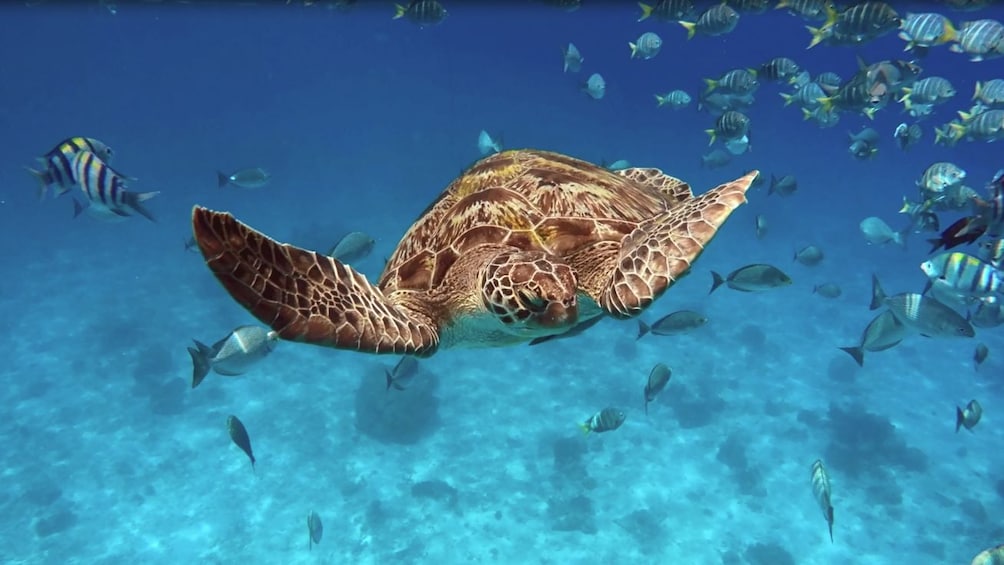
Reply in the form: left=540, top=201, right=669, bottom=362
left=616, top=167, right=693, bottom=205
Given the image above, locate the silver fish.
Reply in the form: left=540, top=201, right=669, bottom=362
left=307, top=511, right=323, bottom=550
left=680, top=3, right=740, bottom=38
left=226, top=415, right=256, bottom=472
left=217, top=167, right=271, bottom=189
left=477, top=130, right=502, bottom=155
left=974, top=342, right=989, bottom=370
left=643, top=363, right=671, bottom=414
left=794, top=245, right=824, bottom=266
left=859, top=216, right=905, bottom=246
left=810, top=459, right=834, bottom=542
left=955, top=399, right=982, bottom=432
left=950, top=19, right=1004, bottom=62
left=329, top=231, right=376, bottom=263
left=580, top=407, right=626, bottom=435
left=869, top=275, right=975, bottom=338
left=637, top=310, right=708, bottom=338
left=562, top=42, right=583, bottom=73
left=385, top=356, right=419, bottom=391
left=582, top=73, right=606, bottom=100
left=629, top=31, right=663, bottom=59
left=188, top=325, right=279, bottom=388
left=709, top=264, right=792, bottom=293
left=755, top=214, right=768, bottom=239
left=971, top=544, right=1004, bottom=565
left=768, top=174, right=797, bottom=197
left=655, top=90, right=692, bottom=109
left=813, top=282, right=842, bottom=298
left=839, top=310, right=907, bottom=366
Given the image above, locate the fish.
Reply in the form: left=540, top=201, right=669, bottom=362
left=898, top=12, right=958, bottom=52
left=810, top=459, right=834, bottom=542
left=706, top=110, right=750, bottom=144
left=955, top=399, right=982, bottom=432
left=27, top=136, right=116, bottom=200
left=781, top=81, right=826, bottom=109
left=655, top=90, right=692, bottom=109
left=643, top=363, right=671, bottom=414
left=700, top=148, right=732, bottom=169
left=893, top=123, right=922, bottom=150
left=919, top=252, right=1003, bottom=299
left=970, top=298, right=1004, bottom=328
left=638, top=0, right=695, bottom=22
left=679, top=4, right=740, bottom=38
left=724, top=134, right=751, bottom=156
left=839, top=310, right=907, bottom=366
left=307, top=511, right=323, bottom=550
left=951, top=108, right=1004, bottom=142
left=629, top=31, right=663, bottom=60
left=918, top=162, right=966, bottom=196
left=71, top=150, right=158, bottom=222
left=187, top=325, right=279, bottom=388
left=393, top=0, right=447, bottom=25
left=808, top=1, right=901, bottom=49
left=226, top=415, right=256, bottom=472
left=898, top=76, right=957, bottom=107
left=979, top=238, right=1004, bottom=268
left=971, top=544, right=1004, bottom=565
left=561, top=42, right=583, bottom=73
left=582, top=73, right=606, bottom=100
left=755, top=214, right=768, bottom=239
left=775, top=0, right=829, bottom=22
left=579, top=408, right=626, bottom=435
left=709, top=264, right=792, bottom=293
left=477, top=130, right=503, bottom=155
left=848, top=127, right=880, bottom=159
left=870, top=274, right=976, bottom=338
left=973, top=79, right=1004, bottom=107
left=385, top=356, right=419, bottom=390
left=328, top=231, right=376, bottom=264
left=794, top=245, right=824, bottom=266
left=768, top=174, right=798, bottom=197
left=637, top=310, right=708, bottom=338
left=759, top=57, right=800, bottom=82
left=217, top=167, right=271, bottom=189
left=927, top=215, right=987, bottom=253
left=528, top=315, right=604, bottom=345
left=184, top=236, right=198, bottom=253
left=859, top=216, right=905, bottom=246
left=813, top=282, right=842, bottom=298
left=950, top=19, right=1004, bottom=61
left=974, top=342, right=989, bottom=370
left=704, top=68, right=759, bottom=96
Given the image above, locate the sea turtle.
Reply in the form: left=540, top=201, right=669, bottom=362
left=191, top=149, right=757, bottom=357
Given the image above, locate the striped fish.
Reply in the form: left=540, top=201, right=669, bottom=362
left=898, top=12, right=958, bottom=50
left=579, top=407, right=626, bottom=435
left=27, top=137, right=115, bottom=200
left=706, top=110, right=750, bottom=144
left=775, top=0, right=829, bottom=22
left=870, top=274, right=975, bottom=337
left=679, top=4, right=740, bottom=38
left=973, top=79, right=1004, bottom=106
left=810, top=459, right=834, bottom=542
left=979, top=238, right=1004, bottom=268
left=920, top=252, right=1003, bottom=298
left=71, top=150, right=158, bottom=222
left=951, top=19, right=1004, bottom=61
left=392, top=0, right=447, bottom=26
left=638, top=0, right=695, bottom=23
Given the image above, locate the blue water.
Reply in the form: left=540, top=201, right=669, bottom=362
left=2, top=1, right=1003, bottom=563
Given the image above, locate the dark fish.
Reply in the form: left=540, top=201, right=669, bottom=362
left=528, top=315, right=603, bottom=346
left=27, top=136, right=115, bottom=200
left=755, top=214, right=768, bottom=239
left=680, top=3, right=740, bottom=38
left=768, top=174, right=797, bottom=197
left=217, top=167, right=271, bottom=189
left=813, top=283, right=842, bottom=298
left=707, top=110, right=750, bottom=143
left=974, top=343, right=989, bottom=370
left=393, top=0, right=447, bottom=25
left=839, top=310, right=906, bottom=366
left=955, top=399, right=982, bottom=432
left=328, top=231, right=375, bottom=263
left=637, top=310, right=708, bottom=338
left=72, top=151, right=159, bottom=222
left=928, top=216, right=988, bottom=253
left=184, top=236, right=198, bottom=253
left=638, top=0, right=695, bottom=22
left=810, top=459, right=834, bottom=542
left=710, top=264, right=792, bottom=293
left=226, top=415, right=256, bottom=472
left=307, top=510, right=323, bottom=550
left=579, top=407, right=626, bottom=435
left=760, top=57, right=801, bottom=82
left=643, top=363, right=671, bottom=414
left=385, top=356, right=419, bottom=390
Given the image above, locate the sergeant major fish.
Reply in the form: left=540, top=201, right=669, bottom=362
left=27, top=136, right=115, bottom=200
left=920, top=252, right=1003, bottom=299
left=679, top=3, right=740, bottom=38
left=71, top=150, right=158, bottom=222
left=187, top=325, right=279, bottom=388
left=629, top=32, right=663, bottom=60
left=393, top=0, right=447, bottom=26
left=580, top=407, right=626, bottom=435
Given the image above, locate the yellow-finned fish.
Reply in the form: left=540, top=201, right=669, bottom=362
left=580, top=408, right=626, bottom=435
left=810, top=459, right=834, bottom=542
left=71, top=150, right=158, bottom=222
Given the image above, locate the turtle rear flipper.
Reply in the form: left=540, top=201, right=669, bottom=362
left=600, top=170, right=756, bottom=317
left=191, top=206, right=439, bottom=356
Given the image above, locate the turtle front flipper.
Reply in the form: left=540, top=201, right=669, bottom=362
left=600, top=170, right=758, bottom=318
left=191, top=207, right=439, bottom=356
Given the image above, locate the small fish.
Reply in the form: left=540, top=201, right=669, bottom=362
left=848, top=127, right=880, bottom=160
left=307, top=511, right=323, bottom=550
left=974, top=342, right=989, bottom=370
left=893, top=123, right=922, bottom=151
left=643, top=363, right=671, bottom=414
left=579, top=407, right=626, bottom=435
left=775, top=0, right=829, bottom=21
left=759, top=57, right=800, bottom=82
left=528, top=315, right=604, bottom=345
left=810, top=459, right=834, bottom=542
left=328, top=231, right=375, bottom=263
left=768, top=174, right=797, bottom=197
left=971, top=298, right=1004, bottom=328
left=794, top=245, right=824, bottom=266
left=919, top=252, right=1002, bottom=299
left=813, top=282, right=842, bottom=298
left=918, top=162, right=966, bottom=195
left=709, top=264, right=792, bottom=293
left=637, top=310, right=707, bottom=338
left=754, top=214, right=768, bottom=239
left=72, top=150, right=158, bottom=222
left=973, top=79, right=1004, bottom=106
left=679, top=3, right=740, bottom=38
left=385, top=356, right=419, bottom=390
left=184, top=236, right=198, bottom=253
left=839, top=310, right=906, bottom=366
left=870, top=274, right=975, bottom=338
left=950, top=19, right=1004, bottom=62
left=629, top=31, right=663, bottom=60
left=927, top=215, right=986, bottom=253
left=724, top=134, right=751, bottom=156
left=393, top=0, right=447, bottom=25
left=638, top=0, right=695, bottom=22
left=477, top=130, right=502, bottom=155
left=226, top=415, right=256, bottom=472
left=706, top=110, right=750, bottom=144
left=217, top=167, right=271, bottom=189
left=955, top=399, right=982, bottom=432
left=655, top=90, right=692, bottom=109
left=27, top=136, right=116, bottom=200
left=700, top=148, right=732, bottom=169
left=562, top=42, right=583, bottom=73
left=604, top=159, right=632, bottom=171
left=187, top=326, right=279, bottom=388
left=582, top=73, right=606, bottom=100
left=859, top=216, right=905, bottom=247
left=898, top=12, right=958, bottom=51
left=971, top=544, right=1004, bottom=565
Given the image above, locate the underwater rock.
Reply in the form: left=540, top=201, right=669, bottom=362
left=744, top=542, right=795, bottom=565
left=34, top=509, right=78, bottom=538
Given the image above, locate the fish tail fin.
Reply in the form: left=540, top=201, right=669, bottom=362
left=703, top=78, right=717, bottom=95
left=775, top=0, right=790, bottom=7
left=655, top=94, right=666, bottom=106
left=941, top=20, right=957, bottom=44
left=839, top=346, right=864, bottom=367
left=124, top=190, right=159, bottom=222
left=188, top=340, right=213, bottom=388
left=637, top=2, right=652, bottom=21
left=779, top=92, right=793, bottom=106
left=805, top=25, right=827, bottom=49
left=869, top=274, right=886, bottom=310
left=817, top=96, right=833, bottom=114
left=704, top=129, right=716, bottom=145
left=217, top=171, right=230, bottom=189
left=636, top=319, right=650, bottom=340
left=769, top=174, right=778, bottom=195
left=973, top=81, right=982, bottom=101
left=393, top=3, right=407, bottom=19
left=955, top=406, right=964, bottom=433
left=628, top=41, right=638, bottom=58
left=25, top=166, right=52, bottom=201
left=679, top=21, right=696, bottom=40
left=709, top=271, right=725, bottom=294
left=801, top=107, right=814, bottom=121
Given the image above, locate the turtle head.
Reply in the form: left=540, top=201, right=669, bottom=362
left=482, top=250, right=579, bottom=335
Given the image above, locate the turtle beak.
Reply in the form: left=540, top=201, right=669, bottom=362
left=534, top=298, right=578, bottom=329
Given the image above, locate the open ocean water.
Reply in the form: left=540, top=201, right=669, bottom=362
left=1, top=1, right=1003, bottom=564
